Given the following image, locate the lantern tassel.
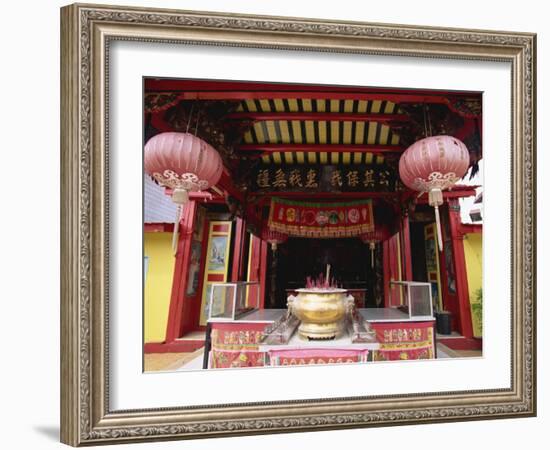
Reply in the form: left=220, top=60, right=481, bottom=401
left=171, top=188, right=189, bottom=255
left=429, top=188, right=444, bottom=252
left=434, top=205, right=443, bottom=252
left=172, top=205, right=182, bottom=255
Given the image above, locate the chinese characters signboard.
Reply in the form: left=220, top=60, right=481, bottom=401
left=253, top=164, right=397, bottom=193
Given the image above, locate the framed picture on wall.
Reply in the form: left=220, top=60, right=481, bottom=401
left=60, top=3, right=536, bottom=446
left=185, top=240, right=202, bottom=296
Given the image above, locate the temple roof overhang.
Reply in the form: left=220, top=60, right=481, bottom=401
left=144, top=78, right=482, bottom=232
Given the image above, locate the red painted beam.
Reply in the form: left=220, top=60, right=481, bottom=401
left=216, top=169, right=245, bottom=203
left=453, top=184, right=481, bottom=190
left=144, top=78, right=481, bottom=98
left=253, top=187, right=475, bottom=205
left=169, top=91, right=458, bottom=103
left=203, top=196, right=228, bottom=205
left=257, top=191, right=396, bottom=199
left=227, top=112, right=410, bottom=122
left=189, top=191, right=213, bottom=200
left=414, top=189, right=477, bottom=202
left=460, top=223, right=483, bottom=234
left=253, top=189, right=475, bottom=203
left=404, top=185, right=478, bottom=203
left=144, top=223, right=174, bottom=233
left=238, top=144, right=403, bottom=153
left=163, top=188, right=218, bottom=202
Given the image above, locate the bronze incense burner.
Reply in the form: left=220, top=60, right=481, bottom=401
left=288, top=288, right=353, bottom=340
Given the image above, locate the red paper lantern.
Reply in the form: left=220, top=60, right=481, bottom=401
left=145, top=132, right=223, bottom=204
left=261, top=228, right=288, bottom=251
left=399, top=135, right=469, bottom=250
left=144, top=132, right=223, bottom=252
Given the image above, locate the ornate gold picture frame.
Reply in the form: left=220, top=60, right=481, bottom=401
left=60, top=3, right=536, bottom=446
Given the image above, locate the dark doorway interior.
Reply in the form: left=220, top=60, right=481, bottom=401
left=266, top=237, right=381, bottom=308
left=410, top=222, right=429, bottom=282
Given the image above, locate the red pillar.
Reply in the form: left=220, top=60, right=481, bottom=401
left=230, top=217, right=246, bottom=282
left=245, top=235, right=268, bottom=309
left=384, top=235, right=402, bottom=307
left=258, top=240, right=268, bottom=309
left=383, top=240, right=391, bottom=307
left=448, top=199, right=474, bottom=338
left=164, top=201, right=197, bottom=343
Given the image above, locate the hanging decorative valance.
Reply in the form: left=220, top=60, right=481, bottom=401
left=267, top=198, right=374, bottom=238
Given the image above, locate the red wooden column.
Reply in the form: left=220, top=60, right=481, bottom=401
left=384, top=234, right=402, bottom=307
left=245, top=235, right=269, bottom=309
left=258, top=240, right=268, bottom=309
left=400, top=213, right=413, bottom=281
left=164, top=200, right=197, bottom=343
left=383, top=240, right=391, bottom=307
left=186, top=216, right=210, bottom=333
left=230, top=217, right=247, bottom=282
left=447, top=199, right=474, bottom=338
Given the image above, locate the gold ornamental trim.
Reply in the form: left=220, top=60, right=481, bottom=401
left=61, top=3, right=536, bottom=445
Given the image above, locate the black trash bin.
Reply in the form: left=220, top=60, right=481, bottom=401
left=436, top=311, right=452, bottom=335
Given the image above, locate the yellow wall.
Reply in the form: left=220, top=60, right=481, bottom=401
left=144, top=232, right=175, bottom=343
left=463, top=232, right=483, bottom=337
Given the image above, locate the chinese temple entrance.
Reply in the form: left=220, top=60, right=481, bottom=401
left=143, top=77, right=483, bottom=361
left=268, top=237, right=382, bottom=309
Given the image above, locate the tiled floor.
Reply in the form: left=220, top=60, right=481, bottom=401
left=144, top=348, right=204, bottom=372
left=144, top=343, right=481, bottom=372
left=452, top=349, right=483, bottom=357
left=437, top=343, right=482, bottom=358
left=175, top=331, right=206, bottom=341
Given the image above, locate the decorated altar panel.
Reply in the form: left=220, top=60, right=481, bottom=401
left=268, top=348, right=370, bottom=366
left=209, top=322, right=268, bottom=369
left=370, top=321, right=435, bottom=361
left=208, top=313, right=436, bottom=369
left=268, top=198, right=374, bottom=238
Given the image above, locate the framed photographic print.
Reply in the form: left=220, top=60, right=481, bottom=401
left=60, top=3, right=536, bottom=446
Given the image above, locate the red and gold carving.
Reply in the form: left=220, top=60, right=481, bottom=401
left=268, top=348, right=369, bottom=366
left=268, top=198, right=374, bottom=238
left=210, top=322, right=269, bottom=369
left=370, top=322, right=435, bottom=361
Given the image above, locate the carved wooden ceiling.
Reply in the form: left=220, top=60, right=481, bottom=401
left=144, top=78, right=482, bottom=229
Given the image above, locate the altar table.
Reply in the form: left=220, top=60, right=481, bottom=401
left=205, top=308, right=436, bottom=369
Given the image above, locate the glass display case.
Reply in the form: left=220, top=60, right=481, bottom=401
left=389, top=281, right=434, bottom=319
left=207, top=281, right=260, bottom=321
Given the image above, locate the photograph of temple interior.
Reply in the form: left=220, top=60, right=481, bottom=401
left=143, top=79, right=483, bottom=372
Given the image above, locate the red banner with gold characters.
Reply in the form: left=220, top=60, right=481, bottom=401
left=369, top=322, right=436, bottom=361
left=268, top=198, right=374, bottom=238
left=268, top=349, right=369, bottom=366
left=209, top=322, right=268, bottom=369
